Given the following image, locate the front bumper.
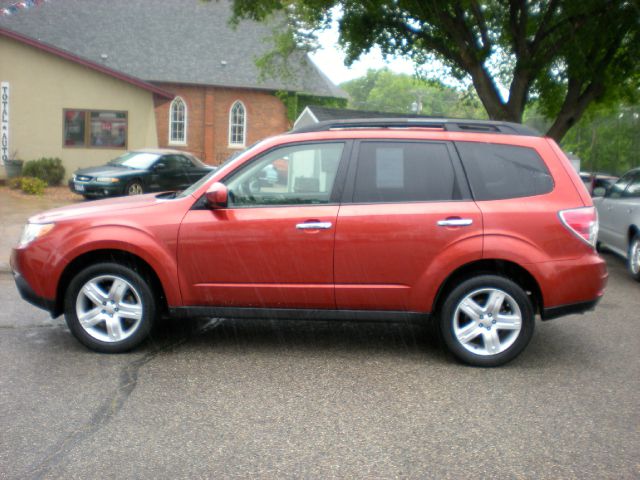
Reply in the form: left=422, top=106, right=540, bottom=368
left=68, top=179, right=123, bottom=197
left=12, top=269, right=57, bottom=316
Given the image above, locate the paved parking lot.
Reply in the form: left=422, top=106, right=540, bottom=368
left=0, top=253, right=638, bottom=479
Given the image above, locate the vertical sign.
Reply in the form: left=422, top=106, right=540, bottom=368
left=0, top=82, right=9, bottom=166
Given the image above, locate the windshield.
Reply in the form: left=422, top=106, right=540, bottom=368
left=108, top=152, right=161, bottom=169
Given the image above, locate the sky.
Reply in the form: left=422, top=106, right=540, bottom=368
left=309, top=21, right=417, bottom=86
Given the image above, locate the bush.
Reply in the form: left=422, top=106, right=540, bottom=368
left=19, top=176, right=47, bottom=196
left=22, top=157, right=65, bottom=186
left=8, top=176, right=23, bottom=189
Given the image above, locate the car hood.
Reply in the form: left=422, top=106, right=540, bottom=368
left=29, top=193, right=167, bottom=224
left=74, top=165, right=143, bottom=177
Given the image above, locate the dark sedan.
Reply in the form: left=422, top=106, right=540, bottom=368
left=69, top=149, right=214, bottom=198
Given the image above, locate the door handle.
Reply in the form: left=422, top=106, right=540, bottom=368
left=296, top=222, right=333, bottom=230
left=437, top=218, right=473, bottom=227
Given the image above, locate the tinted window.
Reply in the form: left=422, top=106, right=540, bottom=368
left=456, top=142, right=553, bottom=200
left=353, top=142, right=458, bottom=203
left=226, top=142, right=344, bottom=206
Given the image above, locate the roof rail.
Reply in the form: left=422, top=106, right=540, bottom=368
left=290, top=118, right=541, bottom=137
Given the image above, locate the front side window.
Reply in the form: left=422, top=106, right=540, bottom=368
left=169, top=97, right=187, bottom=145
left=622, top=172, right=640, bottom=198
left=353, top=141, right=459, bottom=203
left=64, top=109, right=127, bottom=148
left=225, top=142, right=344, bottom=206
left=229, top=101, right=246, bottom=147
left=607, top=172, right=635, bottom=199
left=456, top=142, right=554, bottom=200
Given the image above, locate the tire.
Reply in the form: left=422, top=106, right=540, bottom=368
left=439, top=275, right=534, bottom=367
left=628, top=233, right=640, bottom=282
left=64, top=263, right=156, bottom=353
left=125, top=180, right=144, bottom=196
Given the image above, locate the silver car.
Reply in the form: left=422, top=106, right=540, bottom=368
left=594, top=167, right=640, bottom=281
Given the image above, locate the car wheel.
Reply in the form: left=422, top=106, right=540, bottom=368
left=64, top=263, right=156, bottom=353
left=439, top=275, right=534, bottom=367
left=628, top=234, right=640, bottom=282
left=125, top=180, right=144, bottom=196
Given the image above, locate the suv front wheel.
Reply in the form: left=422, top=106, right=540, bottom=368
left=440, top=275, right=534, bottom=367
left=64, top=263, right=156, bottom=353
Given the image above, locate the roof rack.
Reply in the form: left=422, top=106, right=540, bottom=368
left=291, top=118, right=541, bottom=137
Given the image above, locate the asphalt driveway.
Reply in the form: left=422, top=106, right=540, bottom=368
left=0, top=252, right=638, bottom=479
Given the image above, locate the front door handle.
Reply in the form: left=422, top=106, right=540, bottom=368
left=437, top=218, right=473, bottom=227
left=296, top=222, right=333, bottom=230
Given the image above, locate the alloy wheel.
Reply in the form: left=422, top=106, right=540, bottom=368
left=630, top=237, right=640, bottom=275
left=75, top=275, right=143, bottom=343
left=452, top=287, right=523, bottom=356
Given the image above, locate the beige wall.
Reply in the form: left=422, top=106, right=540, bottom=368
left=0, top=36, right=159, bottom=179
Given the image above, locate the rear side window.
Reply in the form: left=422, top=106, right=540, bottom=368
left=353, top=142, right=460, bottom=203
left=456, top=142, right=553, bottom=200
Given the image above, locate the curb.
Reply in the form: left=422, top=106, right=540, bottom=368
left=0, top=261, right=11, bottom=274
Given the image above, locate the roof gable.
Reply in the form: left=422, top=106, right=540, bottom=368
left=0, top=26, right=174, bottom=99
left=0, top=0, right=344, bottom=98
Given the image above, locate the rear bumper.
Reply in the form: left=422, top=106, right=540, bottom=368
left=541, top=297, right=602, bottom=320
left=535, top=252, right=607, bottom=320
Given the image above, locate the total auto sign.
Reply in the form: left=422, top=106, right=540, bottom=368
left=1, top=82, right=8, bottom=166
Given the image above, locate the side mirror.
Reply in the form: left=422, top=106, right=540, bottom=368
left=205, top=182, right=228, bottom=209
left=592, top=186, right=607, bottom=197
left=154, top=162, right=167, bottom=171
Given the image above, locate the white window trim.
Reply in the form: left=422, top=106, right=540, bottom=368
left=228, top=100, right=247, bottom=148
left=168, top=96, right=188, bottom=146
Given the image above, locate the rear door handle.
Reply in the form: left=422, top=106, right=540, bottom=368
left=296, top=222, right=333, bottom=230
left=437, top=218, right=473, bottom=227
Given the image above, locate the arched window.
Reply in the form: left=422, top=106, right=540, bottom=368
left=229, top=101, right=246, bottom=147
left=169, top=97, right=187, bottom=145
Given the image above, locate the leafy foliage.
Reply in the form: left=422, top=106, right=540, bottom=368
left=19, top=177, right=47, bottom=196
left=276, top=91, right=348, bottom=123
left=224, top=0, right=640, bottom=141
left=340, top=68, right=486, bottom=118
left=7, top=176, right=23, bottom=189
left=22, top=157, right=65, bottom=186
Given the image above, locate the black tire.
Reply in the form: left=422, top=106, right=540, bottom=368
left=628, top=233, right=640, bottom=282
left=439, top=275, right=534, bottom=367
left=64, top=263, right=156, bottom=353
left=125, top=180, right=144, bottom=196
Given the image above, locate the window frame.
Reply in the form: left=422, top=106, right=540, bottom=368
left=341, top=139, right=471, bottom=204
left=218, top=140, right=352, bottom=208
left=62, top=109, right=128, bottom=149
left=228, top=100, right=247, bottom=148
left=168, top=97, right=188, bottom=146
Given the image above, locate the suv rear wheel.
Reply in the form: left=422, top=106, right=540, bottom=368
left=440, top=275, right=534, bottom=367
left=63, top=263, right=156, bottom=353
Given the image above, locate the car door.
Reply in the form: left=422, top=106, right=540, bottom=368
left=151, top=155, right=188, bottom=191
left=333, top=140, right=482, bottom=313
left=178, top=141, right=349, bottom=308
left=597, top=171, right=636, bottom=252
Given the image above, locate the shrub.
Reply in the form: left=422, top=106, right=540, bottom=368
left=22, top=157, right=65, bottom=186
left=8, top=176, right=23, bottom=189
left=19, top=176, right=47, bottom=196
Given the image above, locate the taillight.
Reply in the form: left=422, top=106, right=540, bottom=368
left=559, top=207, right=598, bottom=248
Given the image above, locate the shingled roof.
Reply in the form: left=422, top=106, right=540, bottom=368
left=0, top=0, right=345, bottom=98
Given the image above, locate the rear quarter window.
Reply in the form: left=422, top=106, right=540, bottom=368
left=455, top=142, right=554, bottom=200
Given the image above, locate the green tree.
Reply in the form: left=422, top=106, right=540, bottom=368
left=225, top=0, right=639, bottom=141
left=341, top=68, right=486, bottom=118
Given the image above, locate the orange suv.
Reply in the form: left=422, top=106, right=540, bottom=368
left=11, top=119, right=607, bottom=366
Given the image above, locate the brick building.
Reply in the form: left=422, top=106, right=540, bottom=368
left=0, top=0, right=344, bottom=171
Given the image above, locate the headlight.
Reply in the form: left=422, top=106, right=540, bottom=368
left=96, top=177, right=120, bottom=183
left=19, top=223, right=55, bottom=247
